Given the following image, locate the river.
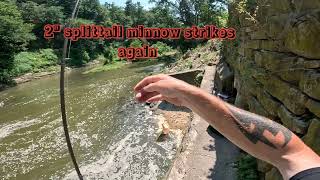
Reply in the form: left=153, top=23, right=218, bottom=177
left=0, top=62, right=181, bottom=179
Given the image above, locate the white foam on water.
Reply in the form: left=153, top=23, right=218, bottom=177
left=0, top=118, right=41, bottom=140
left=62, top=125, right=174, bottom=180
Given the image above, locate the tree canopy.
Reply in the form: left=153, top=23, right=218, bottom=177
left=0, top=0, right=228, bottom=85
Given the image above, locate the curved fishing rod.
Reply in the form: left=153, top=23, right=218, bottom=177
left=60, top=0, right=83, bottom=179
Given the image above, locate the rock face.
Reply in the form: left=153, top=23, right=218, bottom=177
left=222, top=0, right=320, bottom=179
left=303, top=118, right=320, bottom=155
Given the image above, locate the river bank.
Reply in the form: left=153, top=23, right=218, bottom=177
left=13, top=60, right=103, bottom=84
left=1, top=51, right=179, bottom=92
left=0, top=59, right=118, bottom=91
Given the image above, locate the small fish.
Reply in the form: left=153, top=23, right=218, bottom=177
left=156, top=122, right=170, bottom=142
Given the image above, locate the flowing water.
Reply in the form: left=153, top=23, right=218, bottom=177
left=0, top=62, right=181, bottom=179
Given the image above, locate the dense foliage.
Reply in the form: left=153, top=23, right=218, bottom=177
left=236, top=154, right=259, bottom=180
left=12, top=49, right=58, bottom=76
left=0, top=0, right=228, bottom=85
left=0, top=0, right=35, bottom=84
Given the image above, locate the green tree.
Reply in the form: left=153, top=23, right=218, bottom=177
left=68, top=18, right=101, bottom=66
left=18, top=1, right=65, bottom=49
left=104, top=3, right=127, bottom=25
left=0, top=0, right=34, bottom=84
left=77, top=0, right=102, bottom=22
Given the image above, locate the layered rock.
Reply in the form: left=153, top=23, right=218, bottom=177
left=221, top=0, right=320, bottom=179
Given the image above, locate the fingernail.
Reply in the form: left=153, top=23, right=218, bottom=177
left=136, top=93, right=142, bottom=99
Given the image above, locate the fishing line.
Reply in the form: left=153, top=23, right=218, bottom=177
left=59, top=0, right=83, bottom=179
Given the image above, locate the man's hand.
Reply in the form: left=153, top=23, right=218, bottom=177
left=133, top=74, right=190, bottom=106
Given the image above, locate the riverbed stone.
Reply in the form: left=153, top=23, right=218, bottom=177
left=277, top=105, right=310, bottom=134
left=303, top=118, right=320, bottom=155
left=299, top=71, right=320, bottom=100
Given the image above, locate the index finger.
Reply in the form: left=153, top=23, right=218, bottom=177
left=134, top=74, right=167, bottom=92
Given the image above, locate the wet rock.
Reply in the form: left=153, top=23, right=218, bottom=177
left=299, top=71, right=320, bottom=100
left=234, top=92, right=248, bottom=109
left=260, top=40, right=284, bottom=51
left=255, top=51, right=320, bottom=84
left=250, top=30, right=268, bottom=40
left=257, top=90, right=281, bottom=118
left=247, top=95, right=271, bottom=118
left=243, top=40, right=260, bottom=49
left=303, top=118, right=320, bottom=155
left=277, top=70, right=304, bottom=86
left=222, top=0, right=320, bottom=179
left=285, top=15, right=320, bottom=59
left=306, top=99, right=320, bottom=118
left=257, top=75, right=307, bottom=115
left=254, top=51, right=299, bottom=71
left=266, top=14, right=289, bottom=39
left=277, top=105, right=311, bottom=134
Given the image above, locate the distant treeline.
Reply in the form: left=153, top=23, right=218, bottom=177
left=0, top=0, right=228, bottom=84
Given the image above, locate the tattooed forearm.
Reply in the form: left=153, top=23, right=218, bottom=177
left=225, top=104, right=292, bottom=149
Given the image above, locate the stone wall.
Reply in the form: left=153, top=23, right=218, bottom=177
left=221, top=0, right=320, bottom=179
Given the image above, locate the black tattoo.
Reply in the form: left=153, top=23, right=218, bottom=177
left=226, top=104, right=292, bottom=149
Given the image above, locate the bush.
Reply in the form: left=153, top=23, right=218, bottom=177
left=130, top=39, right=142, bottom=48
left=151, top=41, right=173, bottom=55
left=11, top=49, right=58, bottom=76
left=103, top=46, right=119, bottom=64
left=236, top=154, right=259, bottom=180
left=69, top=48, right=90, bottom=66
left=0, top=0, right=35, bottom=84
left=0, top=69, right=14, bottom=85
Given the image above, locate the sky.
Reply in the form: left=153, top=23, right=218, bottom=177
left=99, top=0, right=154, bottom=9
